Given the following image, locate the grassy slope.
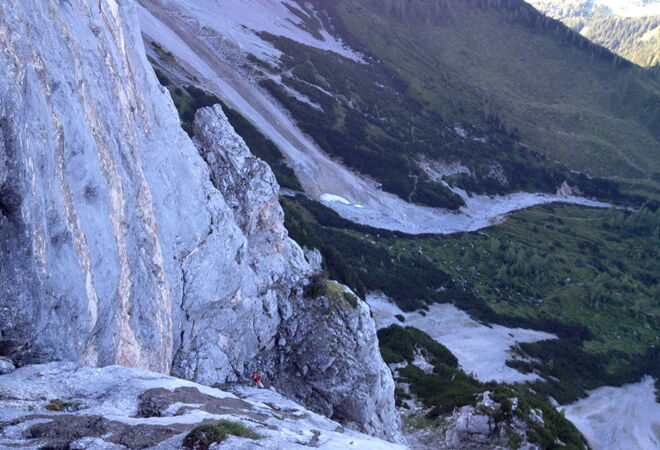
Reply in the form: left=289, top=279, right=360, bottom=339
left=329, top=0, right=660, bottom=183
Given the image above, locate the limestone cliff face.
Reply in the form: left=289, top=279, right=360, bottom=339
left=1, top=0, right=193, bottom=370
left=0, top=0, right=401, bottom=442
left=0, top=0, right=307, bottom=383
left=0, top=0, right=302, bottom=375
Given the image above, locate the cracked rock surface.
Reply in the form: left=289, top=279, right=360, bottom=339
left=0, top=362, right=406, bottom=449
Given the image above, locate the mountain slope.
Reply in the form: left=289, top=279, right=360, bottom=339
left=141, top=0, right=658, bottom=240
left=310, top=0, right=659, bottom=185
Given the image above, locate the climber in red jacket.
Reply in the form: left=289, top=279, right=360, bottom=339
left=251, top=372, right=264, bottom=388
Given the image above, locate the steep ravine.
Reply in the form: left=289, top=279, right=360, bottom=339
left=0, top=0, right=401, bottom=443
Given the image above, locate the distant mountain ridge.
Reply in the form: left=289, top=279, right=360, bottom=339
left=527, top=0, right=660, bottom=67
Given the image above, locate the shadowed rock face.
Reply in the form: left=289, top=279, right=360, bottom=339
left=24, top=415, right=182, bottom=449
left=0, top=0, right=401, bottom=442
left=136, top=386, right=264, bottom=420
left=258, top=287, right=404, bottom=443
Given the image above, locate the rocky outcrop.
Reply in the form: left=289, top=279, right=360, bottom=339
left=0, top=362, right=406, bottom=449
left=0, top=358, right=13, bottom=376
left=443, top=406, right=501, bottom=448
left=169, top=104, right=310, bottom=386
left=0, top=0, right=400, bottom=442
left=262, top=281, right=404, bottom=443
left=404, top=392, right=539, bottom=450
left=443, top=401, right=537, bottom=449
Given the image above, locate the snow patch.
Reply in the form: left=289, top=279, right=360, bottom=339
left=563, top=376, right=660, bottom=450
left=367, top=293, right=556, bottom=383
left=320, top=193, right=352, bottom=205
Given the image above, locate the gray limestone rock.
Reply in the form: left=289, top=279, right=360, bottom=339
left=170, top=104, right=310, bottom=386
left=439, top=393, right=538, bottom=450
left=186, top=106, right=403, bottom=442
left=0, top=357, right=15, bottom=375
left=444, top=406, right=497, bottom=447
left=0, top=362, right=405, bottom=449
left=1, top=0, right=227, bottom=372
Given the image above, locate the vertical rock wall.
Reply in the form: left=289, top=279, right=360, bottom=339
left=0, top=0, right=304, bottom=378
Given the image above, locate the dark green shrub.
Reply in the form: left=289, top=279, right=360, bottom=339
left=378, top=324, right=458, bottom=368
left=401, top=364, right=482, bottom=416
left=394, top=386, right=411, bottom=408
left=380, top=346, right=405, bottom=364
left=182, top=421, right=261, bottom=449
left=304, top=272, right=330, bottom=298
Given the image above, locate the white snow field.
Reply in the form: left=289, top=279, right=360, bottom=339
left=325, top=190, right=611, bottom=234
left=139, top=0, right=613, bottom=235
left=366, top=294, right=557, bottom=383
left=563, top=376, right=660, bottom=450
